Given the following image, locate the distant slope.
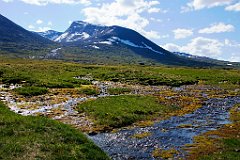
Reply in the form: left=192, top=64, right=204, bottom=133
left=36, top=30, right=63, bottom=41
left=173, top=52, right=240, bottom=67
left=0, top=14, right=55, bottom=55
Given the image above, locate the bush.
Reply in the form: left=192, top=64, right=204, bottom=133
left=2, top=74, right=35, bottom=85
left=15, top=86, right=48, bottom=96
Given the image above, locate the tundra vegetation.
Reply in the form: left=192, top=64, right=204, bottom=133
left=0, top=102, right=110, bottom=160
left=0, top=56, right=240, bottom=159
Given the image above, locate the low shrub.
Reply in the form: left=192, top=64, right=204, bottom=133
left=15, top=86, right=48, bottom=96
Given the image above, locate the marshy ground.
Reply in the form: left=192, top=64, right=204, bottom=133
left=0, top=57, right=240, bottom=159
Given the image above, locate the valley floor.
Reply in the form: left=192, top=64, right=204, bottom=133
left=1, top=81, right=240, bottom=159
left=0, top=58, right=240, bottom=159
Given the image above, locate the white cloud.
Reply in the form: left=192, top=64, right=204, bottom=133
left=36, top=19, right=43, bottom=24
left=228, top=53, right=240, bottom=62
left=173, top=28, right=193, bottom=39
left=182, top=0, right=233, bottom=12
left=2, top=0, right=13, bottom=2
left=181, top=37, right=224, bottom=56
left=27, top=24, right=51, bottom=32
left=148, top=7, right=167, bottom=13
left=148, top=7, right=161, bottom=13
left=2, top=0, right=91, bottom=5
left=224, top=39, right=240, bottom=47
left=28, top=25, right=35, bottom=29
left=225, top=2, right=240, bottom=11
left=163, top=37, right=224, bottom=57
left=163, top=37, right=240, bottom=61
left=223, top=39, right=240, bottom=62
left=47, top=21, right=52, bottom=26
left=162, top=43, right=181, bottom=52
left=82, top=0, right=162, bottom=39
left=36, top=26, right=52, bottom=32
left=199, top=22, right=235, bottom=34
left=150, top=17, right=162, bottom=22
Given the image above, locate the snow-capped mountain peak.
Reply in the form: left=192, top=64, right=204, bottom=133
left=53, top=21, right=166, bottom=56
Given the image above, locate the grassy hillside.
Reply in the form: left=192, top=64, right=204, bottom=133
left=0, top=101, right=110, bottom=160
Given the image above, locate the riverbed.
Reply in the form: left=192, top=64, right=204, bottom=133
left=90, top=97, right=240, bottom=159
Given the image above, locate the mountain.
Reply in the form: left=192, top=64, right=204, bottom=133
left=0, top=15, right=237, bottom=67
left=36, top=30, right=63, bottom=41
left=52, top=21, right=220, bottom=67
left=0, top=14, right=54, bottom=54
left=173, top=52, right=239, bottom=67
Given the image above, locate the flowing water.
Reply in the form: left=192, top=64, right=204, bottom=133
left=90, top=97, right=240, bottom=160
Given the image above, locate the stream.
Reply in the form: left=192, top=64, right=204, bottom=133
left=89, top=96, right=240, bottom=160
left=1, top=83, right=240, bottom=159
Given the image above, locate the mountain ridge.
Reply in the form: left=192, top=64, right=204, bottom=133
left=47, top=20, right=221, bottom=67
left=0, top=14, right=238, bottom=67
left=0, top=14, right=55, bottom=55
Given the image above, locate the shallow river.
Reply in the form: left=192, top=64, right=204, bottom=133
left=90, top=97, right=240, bottom=160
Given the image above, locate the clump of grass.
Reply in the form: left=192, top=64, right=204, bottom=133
left=15, top=86, right=48, bottom=96
left=78, top=87, right=99, bottom=96
left=39, top=81, right=74, bottom=88
left=108, top=87, right=131, bottom=95
left=152, top=148, right=179, bottom=159
left=135, top=120, right=155, bottom=127
left=78, top=95, right=178, bottom=129
left=131, top=132, right=152, bottom=139
left=0, top=101, right=110, bottom=160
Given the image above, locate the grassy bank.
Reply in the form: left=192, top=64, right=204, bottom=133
left=0, top=102, right=110, bottom=160
left=78, top=95, right=178, bottom=129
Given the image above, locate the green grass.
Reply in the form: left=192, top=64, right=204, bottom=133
left=0, top=102, right=110, bottom=160
left=200, top=139, right=240, bottom=160
left=108, top=87, right=131, bottom=95
left=78, top=87, right=99, bottom=96
left=78, top=95, right=178, bottom=128
left=0, top=57, right=240, bottom=88
left=14, top=86, right=48, bottom=96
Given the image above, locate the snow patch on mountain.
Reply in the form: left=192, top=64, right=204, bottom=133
left=55, top=32, right=69, bottom=42
left=55, top=32, right=90, bottom=42
left=108, top=37, right=162, bottom=54
left=142, top=42, right=163, bottom=54
left=90, top=45, right=100, bottom=49
left=98, top=41, right=112, bottom=45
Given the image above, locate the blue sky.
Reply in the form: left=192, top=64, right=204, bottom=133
left=1, top=0, right=240, bottom=62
